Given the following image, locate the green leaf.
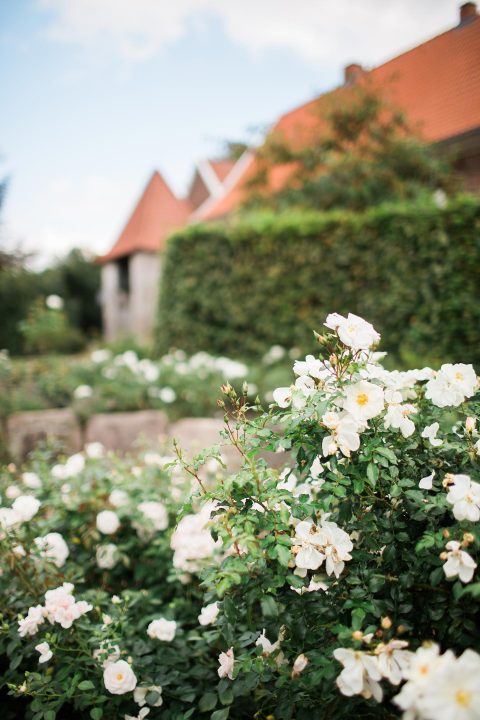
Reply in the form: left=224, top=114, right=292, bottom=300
left=211, top=709, right=230, bottom=720
left=78, top=680, right=95, bottom=691
left=44, top=712, right=56, bottom=720
left=261, top=595, right=278, bottom=617
left=276, top=544, right=291, bottom=567
left=90, top=710, right=103, bottom=720
left=351, top=607, right=366, bottom=630
left=375, top=447, right=398, bottom=464
left=366, top=462, right=379, bottom=486
left=353, top=477, right=364, bottom=493
left=199, top=693, right=218, bottom=712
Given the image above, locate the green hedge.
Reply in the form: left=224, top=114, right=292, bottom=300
left=155, top=196, right=480, bottom=366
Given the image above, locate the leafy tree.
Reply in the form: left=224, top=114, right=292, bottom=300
left=244, top=82, right=458, bottom=211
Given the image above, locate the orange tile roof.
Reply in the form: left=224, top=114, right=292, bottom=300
left=98, top=171, right=192, bottom=263
left=209, top=158, right=237, bottom=183
left=201, top=12, right=480, bottom=219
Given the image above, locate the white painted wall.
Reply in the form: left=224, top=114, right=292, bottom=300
left=129, top=252, right=162, bottom=342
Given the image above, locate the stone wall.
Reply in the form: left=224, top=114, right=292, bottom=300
left=4, top=409, right=226, bottom=463
left=4, top=409, right=290, bottom=474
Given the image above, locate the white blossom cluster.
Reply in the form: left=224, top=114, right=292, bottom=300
left=272, top=313, right=478, bottom=462
left=18, top=583, right=92, bottom=636
left=170, top=502, right=220, bottom=573
left=335, top=640, right=480, bottom=719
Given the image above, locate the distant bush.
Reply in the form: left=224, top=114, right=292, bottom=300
left=19, top=298, right=85, bottom=355
left=0, top=249, right=100, bottom=355
left=155, top=196, right=480, bottom=366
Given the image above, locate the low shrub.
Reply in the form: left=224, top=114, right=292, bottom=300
left=2, top=347, right=292, bottom=421
left=19, top=297, right=86, bottom=355
left=155, top=196, right=480, bottom=366
left=1, top=312, right=479, bottom=718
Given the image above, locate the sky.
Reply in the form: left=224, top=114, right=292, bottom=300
left=0, top=0, right=462, bottom=265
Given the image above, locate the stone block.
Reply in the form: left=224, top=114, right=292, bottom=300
left=7, top=409, right=82, bottom=461
left=85, top=410, right=169, bottom=453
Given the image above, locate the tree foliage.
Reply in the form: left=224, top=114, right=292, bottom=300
left=245, top=84, right=458, bottom=211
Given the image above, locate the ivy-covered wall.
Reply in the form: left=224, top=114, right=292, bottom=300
left=155, top=197, right=480, bottom=366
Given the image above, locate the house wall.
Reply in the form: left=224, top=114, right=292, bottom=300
left=101, top=262, right=128, bottom=341
left=101, top=252, right=161, bottom=342
left=129, top=252, right=162, bottom=341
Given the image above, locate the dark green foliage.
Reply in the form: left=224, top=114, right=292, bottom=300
left=155, top=196, right=480, bottom=366
left=0, top=249, right=101, bottom=354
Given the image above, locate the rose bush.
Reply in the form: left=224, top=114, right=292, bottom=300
left=1, top=312, right=479, bottom=719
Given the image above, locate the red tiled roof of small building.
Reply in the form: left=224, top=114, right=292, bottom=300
left=208, top=158, right=237, bottom=183
left=200, top=10, right=480, bottom=219
left=98, top=171, right=192, bottom=263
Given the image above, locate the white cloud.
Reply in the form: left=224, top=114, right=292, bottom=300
left=38, top=0, right=459, bottom=69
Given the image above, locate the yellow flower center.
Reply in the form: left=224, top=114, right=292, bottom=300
left=116, top=673, right=124, bottom=681
left=356, top=393, right=369, bottom=406
left=455, top=372, right=464, bottom=381
left=419, top=664, right=429, bottom=676
left=455, top=690, right=471, bottom=707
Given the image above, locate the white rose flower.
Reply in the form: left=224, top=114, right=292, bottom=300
left=35, top=642, right=52, bottom=663
left=309, top=456, right=324, bottom=479
left=96, top=543, right=119, bottom=569
left=442, top=540, right=477, bottom=583
left=90, top=348, right=111, bottom=363
left=343, top=381, right=384, bottom=422
left=292, top=653, right=309, bottom=674
left=137, top=501, right=168, bottom=531
left=45, top=294, right=63, bottom=310
left=375, top=640, right=412, bottom=685
left=294, top=517, right=353, bottom=578
left=133, top=685, right=163, bottom=707
left=96, top=510, right=120, bottom=535
left=412, top=648, right=480, bottom=719
left=272, top=386, right=292, bottom=408
left=325, top=312, right=380, bottom=350
left=218, top=647, right=235, bottom=679
left=18, top=605, right=45, bottom=637
left=147, top=618, right=177, bottom=641
left=256, top=629, right=280, bottom=656
left=85, top=442, right=105, bottom=458
left=34, top=532, right=69, bottom=568
left=21, top=472, right=42, bottom=489
left=159, top=387, right=176, bottom=403
left=6, top=485, right=21, bottom=499
left=44, top=583, right=92, bottom=628
left=198, top=602, right=220, bottom=626
left=419, top=470, right=435, bottom=490
left=334, top=648, right=382, bottom=701
left=124, top=709, right=150, bottom=720
left=12, top=495, right=41, bottom=522
left=425, top=363, right=477, bottom=407
left=0, top=507, right=22, bottom=529
left=293, top=354, right=325, bottom=379
left=73, top=385, right=93, bottom=399
left=103, top=660, right=137, bottom=694
left=384, top=402, right=416, bottom=438
left=109, top=489, right=129, bottom=507
left=446, top=474, right=480, bottom=522
left=421, top=422, right=442, bottom=447
left=57, top=453, right=85, bottom=478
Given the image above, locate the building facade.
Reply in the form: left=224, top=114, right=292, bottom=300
left=99, top=2, right=480, bottom=341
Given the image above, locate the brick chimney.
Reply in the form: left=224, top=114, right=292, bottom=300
left=344, top=63, right=364, bottom=85
left=459, top=2, right=478, bottom=23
